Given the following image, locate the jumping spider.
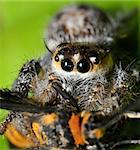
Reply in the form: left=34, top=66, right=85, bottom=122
left=0, top=5, right=140, bottom=150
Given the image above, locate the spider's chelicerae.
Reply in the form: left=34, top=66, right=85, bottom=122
left=0, top=5, right=140, bottom=150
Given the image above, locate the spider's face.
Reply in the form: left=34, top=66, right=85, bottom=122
left=52, top=43, right=113, bottom=77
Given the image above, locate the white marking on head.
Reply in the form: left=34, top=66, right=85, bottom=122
left=90, top=57, right=97, bottom=63
left=59, top=54, right=64, bottom=60
left=73, top=53, right=80, bottom=62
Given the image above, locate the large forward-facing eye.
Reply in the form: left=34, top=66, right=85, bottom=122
left=61, top=58, right=74, bottom=72
left=77, top=59, right=90, bottom=73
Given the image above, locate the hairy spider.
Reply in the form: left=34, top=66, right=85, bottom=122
left=0, top=5, right=140, bottom=150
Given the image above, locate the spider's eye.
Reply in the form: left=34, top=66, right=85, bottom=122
left=55, top=55, right=59, bottom=62
left=61, top=58, right=74, bottom=72
left=77, top=59, right=90, bottom=73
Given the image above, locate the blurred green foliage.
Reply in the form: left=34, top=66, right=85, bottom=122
left=0, top=0, right=139, bottom=150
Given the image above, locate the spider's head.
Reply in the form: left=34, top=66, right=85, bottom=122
left=51, top=43, right=113, bottom=77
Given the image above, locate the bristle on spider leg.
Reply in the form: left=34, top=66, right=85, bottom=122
left=43, top=38, right=53, bottom=54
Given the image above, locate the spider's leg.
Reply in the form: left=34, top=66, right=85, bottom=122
left=12, top=59, right=42, bottom=96
left=0, top=59, right=42, bottom=134
left=124, top=111, right=140, bottom=119
left=111, top=139, right=140, bottom=149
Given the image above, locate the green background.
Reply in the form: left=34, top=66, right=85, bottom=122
left=0, top=0, right=139, bottom=150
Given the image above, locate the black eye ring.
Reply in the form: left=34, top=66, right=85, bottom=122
left=61, top=58, right=74, bottom=72
left=77, top=59, right=90, bottom=73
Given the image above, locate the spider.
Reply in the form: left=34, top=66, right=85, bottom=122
left=0, top=5, right=140, bottom=150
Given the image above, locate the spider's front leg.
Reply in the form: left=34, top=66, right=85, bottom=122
left=0, top=59, right=78, bottom=135
left=0, top=59, right=44, bottom=135
left=12, top=59, right=42, bottom=96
